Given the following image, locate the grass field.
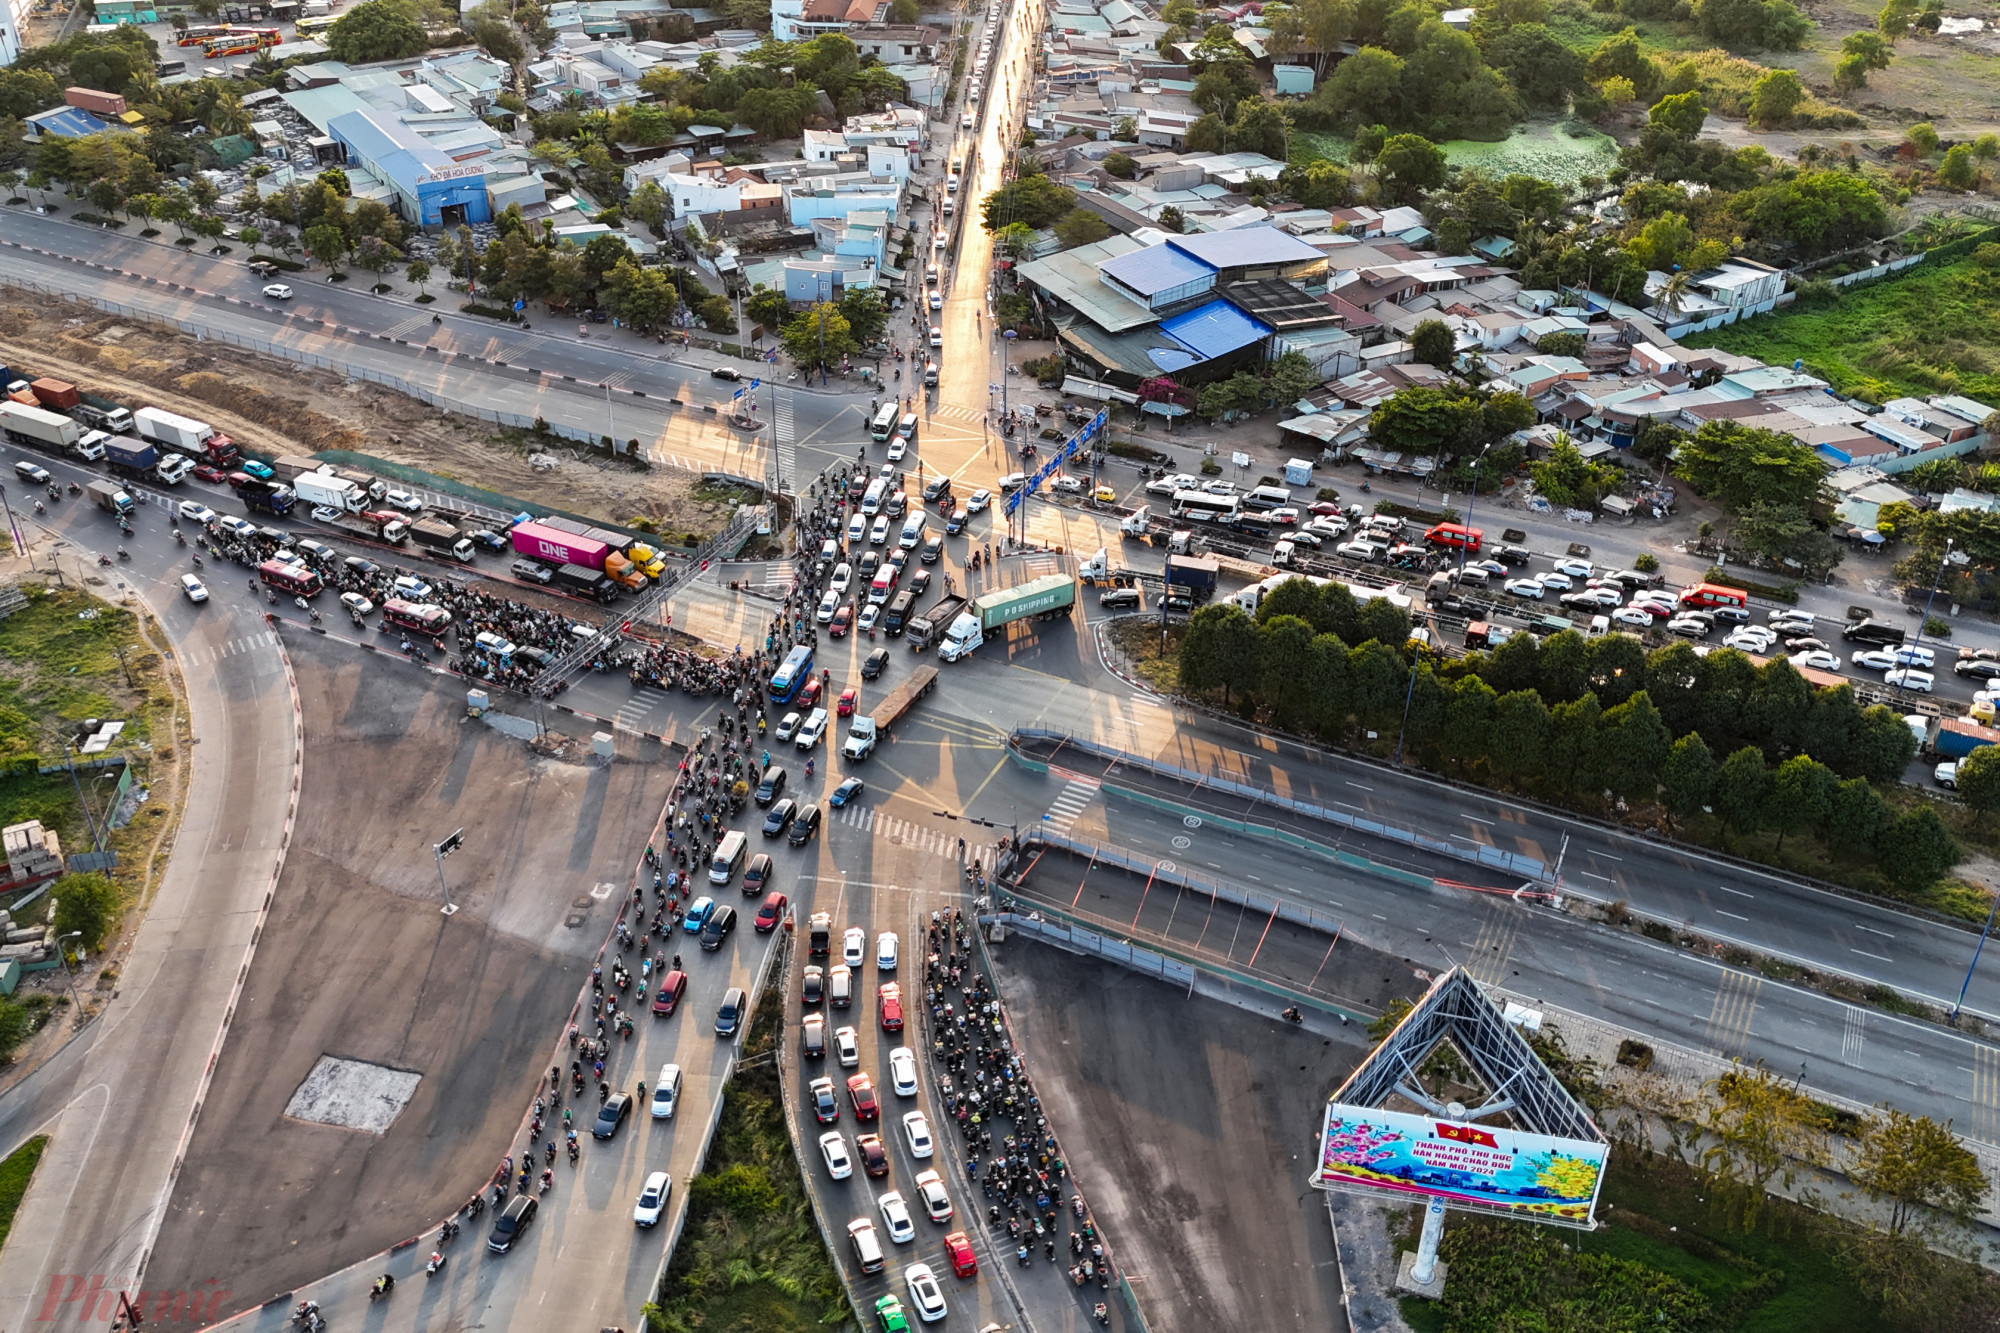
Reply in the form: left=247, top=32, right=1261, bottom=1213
left=1682, top=252, right=2000, bottom=404
left=0, top=1137, right=46, bottom=1256
left=645, top=983, right=850, bottom=1333
left=1292, top=121, right=1620, bottom=190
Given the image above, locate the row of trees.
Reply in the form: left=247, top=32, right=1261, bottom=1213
left=1176, top=580, right=1956, bottom=893
left=742, top=284, right=890, bottom=370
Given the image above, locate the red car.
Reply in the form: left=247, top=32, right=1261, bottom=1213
left=755, top=890, right=788, bottom=932
left=878, top=982, right=903, bottom=1032
left=192, top=463, right=228, bottom=484
left=799, top=677, right=825, bottom=708
left=651, top=969, right=687, bottom=1017
left=1310, top=501, right=1340, bottom=517
left=857, top=1133, right=889, bottom=1176
left=830, top=604, right=853, bottom=637
left=944, top=1231, right=977, bottom=1278
left=837, top=687, right=858, bottom=717
left=847, top=1073, right=879, bottom=1120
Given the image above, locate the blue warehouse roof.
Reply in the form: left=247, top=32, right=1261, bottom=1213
left=1098, top=242, right=1215, bottom=297
left=1158, top=298, right=1271, bottom=364
left=1167, top=226, right=1323, bottom=269
left=328, top=109, right=460, bottom=191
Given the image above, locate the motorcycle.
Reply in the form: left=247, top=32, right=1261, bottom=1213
left=369, top=1276, right=394, bottom=1301
left=425, top=1252, right=446, bottom=1277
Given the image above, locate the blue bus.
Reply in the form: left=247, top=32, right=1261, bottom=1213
left=771, top=645, right=814, bottom=703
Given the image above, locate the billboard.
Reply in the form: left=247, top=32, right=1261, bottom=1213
left=1314, top=1105, right=1606, bottom=1226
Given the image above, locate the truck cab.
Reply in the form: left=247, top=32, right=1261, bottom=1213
left=155, top=454, right=193, bottom=485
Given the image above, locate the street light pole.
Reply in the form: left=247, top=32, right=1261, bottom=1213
left=1897, top=536, right=1954, bottom=705
left=55, top=930, right=84, bottom=1018
left=1454, top=443, right=1493, bottom=587
left=434, top=828, right=464, bottom=916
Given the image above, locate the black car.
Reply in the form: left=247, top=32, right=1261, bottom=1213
left=1957, top=659, right=2000, bottom=680
left=716, top=985, right=747, bottom=1037
left=762, top=797, right=798, bottom=837
left=788, top=803, right=823, bottom=845
left=909, top=569, right=932, bottom=598
left=593, top=1092, right=632, bottom=1139
left=802, top=965, right=825, bottom=1005
left=922, top=475, right=952, bottom=502
left=487, top=1194, right=537, bottom=1253
left=862, top=648, right=891, bottom=680
left=755, top=766, right=787, bottom=805
left=920, top=535, right=943, bottom=565
left=743, top=852, right=774, bottom=895
left=700, top=903, right=737, bottom=951
left=1494, top=545, right=1532, bottom=566
left=858, top=550, right=881, bottom=579
left=466, top=529, right=508, bottom=552
left=343, top=555, right=382, bottom=576
left=711, top=366, right=742, bottom=381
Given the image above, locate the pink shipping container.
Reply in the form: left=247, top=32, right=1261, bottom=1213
left=511, top=519, right=610, bottom=570
left=65, top=87, right=127, bottom=117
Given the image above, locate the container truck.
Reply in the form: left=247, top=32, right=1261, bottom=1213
left=87, top=479, right=134, bottom=516
left=325, top=466, right=386, bottom=502
left=103, top=435, right=158, bottom=478
left=603, top=551, right=645, bottom=590
left=134, top=407, right=238, bottom=466
left=71, top=430, right=108, bottom=462
left=842, top=665, right=938, bottom=760
left=552, top=563, right=618, bottom=602
left=293, top=472, right=367, bottom=514
left=1931, top=716, right=2000, bottom=761
left=315, top=508, right=406, bottom=543
left=905, top=594, right=966, bottom=651
left=272, top=454, right=326, bottom=484
left=73, top=397, right=134, bottom=436
left=0, top=402, right=81, bottom=450
left=937, top=574, right=1077, bottom=662
left=409, top=518, right=476, bottom=562
left=28, top=378, right=79, bottom=412
left=235, top=478, right=296, bottom=516
left=512, top=519, right=611, bottom=571
left=1165, top=554, right=1220, bottom=597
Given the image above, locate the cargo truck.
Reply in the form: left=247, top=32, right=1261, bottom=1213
left=513, top=519, right=611, bottom=571
left=74, top=396, right=134, bottom=436
left=410, top=517, right=476, bottom=562
left=71, top=430, right=108, bottom=462
left=0, top=401, right=81, bottom=451
left=134, top=407, right=238, bottom=466
left=552, top=563, right=618, bottom=602
left=1165, top=554, right=1220, bottom=598
left=87, top=479, right=134, bottom=516
left=103, top=435, right=158, bottom=479
left=29, top=378, right=80, bottom=412
left=293, top=472, right=367, bottom=514
left=325, top=466, right=387, bottom=502
left=1931, top=716, right=2000, bottom=761
left=234, top=476, right=296, bottom=516
left=905, top=594, right=966, bottom=651
left=314, top=507, right=406, bottom=543
left=842, top=665, right=939, bottom=760
left=938, top=575, right=1077, bottom=662
left=603, top=550, right=645, bottom=590
left=271, top=454, right=326, bottom=484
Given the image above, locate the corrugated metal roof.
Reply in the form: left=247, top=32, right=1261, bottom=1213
left=1167, top=225, right=1321, bottom=268
left=1098, top=242, right=1213, bottom=296
left=1159, top=298, right=1270, bottom=360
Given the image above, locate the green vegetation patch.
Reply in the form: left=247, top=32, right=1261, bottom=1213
left=0, top=1136, right=48, bottom=1255
left=1684, top=253, right=2000, bottom=405
left=1438, top=122, right=1621, bottom=191
left=647, top=984, right=850, bottom=1333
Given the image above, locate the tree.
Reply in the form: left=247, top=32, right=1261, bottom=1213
left=1648, top=90, right=1708, bottom=142
left=405, top=258, right=431, bottom=296
left=1702, top=1065, right=1830, bottom=1229
left=1955, top=744, right=2000, bottom=822
left=1314, top=45, right=1404, bottom=126
left=1102, top=151, right=1137, bottom=179
left=603, top=258, right=681, bottom=331
left=1836, top=29, right=1893, bottom=91
left=1695, top=0, right=1813, bottom=49
left=327, top=0, right=432, bottom=63
left=1368, top=385, right=1483, bottom=453
left=1747, top=68, right=1805, bottom=128
left=51, top=872, right=120, bottom=952
left=1410, top=318, right=1456, bottom=368
left=1879, top=0, right=1918, bottom=39
left=888, top=0, right=919, bottom=21
left=473, top=8, right=526, bottom=65
left=1179, top=603, right=1261, bottom=703
left=1851, top=1107, right=1990, bottom=1235
left=1269, top=350, right=1322, bottom=404
left=1675, top=420, right=1827, bottom=511
left=1374, top=133, right=1446, bottom=204
left=1765, top=754, right=1834, bottom=849
left=980, top=174, right=1075, bottom=232
left=1485, top=23, right=1583, bottom=111
left=304, top=223, right=347, bottom=275
left=781, top=301, right=854, bottom=369
left=1876, top=805, right=1961, bottom=893
left=1627, top=210, right=1695, bottom=271
left=1659, top=732, right=1717, bottom=817
left=1053, top=208, right=1111, bottom=248
left=1938, top=144, right=1979, bottom=190
left=1586, top=29, right=1660, bottom=104
left=1157, top=205, right=1185, bottom=233
left=1712, top=745, right=1768, bottom=834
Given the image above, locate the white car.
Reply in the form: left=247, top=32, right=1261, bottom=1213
left=1551, top=557, right=1592, bottom=579
left=1335, top=539, right=1381, bottom=561
left=651, top=1063, right=681, bottom=1118
left=382, top=488, right=424, bottom=513
left=847, top=512, right=867, bottom=542
left=339, top=592, right=374, bottom=616
left=1667, top=616, right=1713, bottom=638
left=1888, top=644, right=1936, bottom=668
left=1201, top=479, right=1238, bottom=496
left=843, top=926, right=866, bottom=966
left=1786, top=649, right=1842, bottom=672
left=913, top=1168, right=953, bottom=1222
left=835, top=1025, right=860, bottom=1067
left=633, top=1170, right=671, bottom=1227
left=879, top=1191, right=916, bottom=1243
left=998, top=472, right=1028, bottom=491
left=902, top=1108, right=934, bottom=1158
left=889, top=1045, right=918, bottom=1096
left=817, top=590, right=840, bottom=624
left=1886, top=669, right=1935, bottom=693
left=1051, top=475, right=1084, bottom=494
left=928, top=291, right=943, bottom=311
left=857, top=602, right=881, bottom=633
left=877, top=931, right=898, bottom=970
left=870, top=515, right=891, bottom=545
left=828, top=562, right=853, bottom=595
left=1851, top=649, right=1901, bottom=671
left=929, top=326, right=943, bottom=348
left=796, top=708, right=829, bottom=750
left=819, top=1130, right=853, bottom=1180
left=905, top=1264, right=947, bottom=1323
left=1537, top=571, right=1573, bottom=592
left=887, top=435, right=909, bottom=462
left=1723, top=632, right=1775, bottom=654
left=1503, top=578, right=1545, bottom=600
left=392, top=574, right=432, bottom=600
left=262, top=282, right=293, bottom=299
left=1307, top=518, right=1347, bottom=541
left=1768, top=607, right=1815, bottom=624
left=966, top=488, right=992, bottom=513
left=774, top=712, right=802, bottom=743
left=176, top=500, right=216, bottom=524
left=1610, top=607, right=1655, bottom=629
left=179, top=573, right=209, bottom=603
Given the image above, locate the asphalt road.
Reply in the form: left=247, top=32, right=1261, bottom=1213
left=0, top=457, right=297, bottom=1333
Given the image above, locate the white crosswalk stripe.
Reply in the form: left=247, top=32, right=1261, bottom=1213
left=184, top=630, right=278, bottom=665
left=833, top=804, right=991, bottom=868
left=385, top=314, right=432, bottom=340
left=1040, top=779, right=1096, bottom=833
left=1015, top=553, right=1060, bottom=574
left=933, top=403, right=984, bottom=425
left=772, top=388, right=798, bottom=493
left=613, top=696, right=653, bottom=732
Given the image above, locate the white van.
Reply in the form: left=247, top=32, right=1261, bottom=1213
left=899, top=513, right=927, bottom=549
left=848, top=1217, right=885, bottom=1273
left=651, top=1063, right=683, bottom=1118
left=709, top=830, right=748, bottom=885
left=861, top=479, right=887, bottom=515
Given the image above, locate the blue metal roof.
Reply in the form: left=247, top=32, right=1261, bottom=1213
left=1099, top=242, right=1215, bottom=297
left=28, top=106, right=112, bottom=138
left=1167, top=225, right=1322, bottom=269
left=328, top=109, right=456, bottom=191
left=1159, top=299, right=1270, bottom=361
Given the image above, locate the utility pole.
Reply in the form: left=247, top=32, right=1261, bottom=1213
left=434, top=828, right=464, bottom=916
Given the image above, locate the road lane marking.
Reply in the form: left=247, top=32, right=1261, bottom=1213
left=1855, top=924, right=1896, bottom=938
left=1719, top=886, right=1754, bottom=898
left=1580, top=871, right=1611, bottom=881
left=1717, top=909, right=1748, bottom=920
left=1346, top=782, right=1373, bottom=792
left=1851, top=948, right=1892, bottom=963
left=1701, top=970, right=1761, bottom=1058
left=1463, top=815, right=1495, bottom=825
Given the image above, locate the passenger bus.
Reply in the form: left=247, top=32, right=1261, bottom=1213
left=294, top=13, right=338, bottom=36
left=178, top=25, right=234, bottom=45
left=258, top=559, right=322, bottom=597
left=382, top=597, right=452, bottom=639
left=1169, top=489, right=1241, bottom=524
left=770, top=644, right=814, bottom=703
left=869, top=402, right=899, bottom=443
left=205, top=28, right=280, bottom=55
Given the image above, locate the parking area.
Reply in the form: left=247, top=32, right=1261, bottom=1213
left=148, top=631, right=675, bottom=1319
left=986, top=936, right=1368, bottom=1333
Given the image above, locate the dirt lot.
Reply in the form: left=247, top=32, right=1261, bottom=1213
left=0, top=294, right=738, bottom=535
left=144, top=630, right=674, bottom=1319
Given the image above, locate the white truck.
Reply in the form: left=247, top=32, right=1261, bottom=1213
left=937, top=575, right=1078, bottom=662
left=842, top=666, right=938, bottom=760
left=1120, top=506, right=1151, bottom=537
left=293, top=471, right=367, bottom=514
